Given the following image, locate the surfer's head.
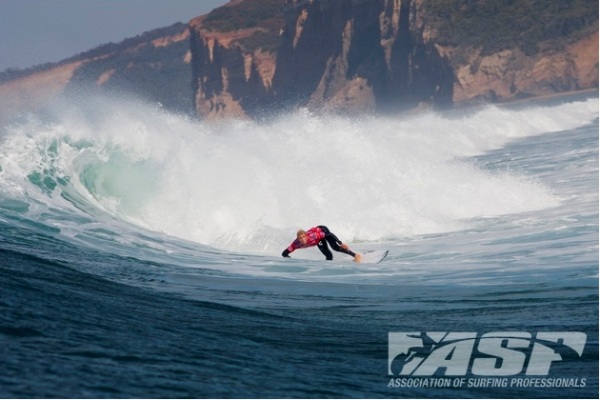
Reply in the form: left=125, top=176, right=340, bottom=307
left=296, top=229, right=308, bottom=245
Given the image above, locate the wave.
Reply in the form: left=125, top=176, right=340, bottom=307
left=0, top=95, right=597, bottom=255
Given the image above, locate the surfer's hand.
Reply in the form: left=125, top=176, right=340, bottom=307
left=341, top=243, right=349, bottom=251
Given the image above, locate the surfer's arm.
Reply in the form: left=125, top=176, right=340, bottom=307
left=282, top=242, right=297, bottom=258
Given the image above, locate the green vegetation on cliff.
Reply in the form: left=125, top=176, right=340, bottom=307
left=203, top=0, right=284, bottom=52
left=423, top=0, right=598, bottom=55
left=66, top=23, right=194, bottom=115
left=67, top=45, right=194, bottom=114
left=0, top=23, right=188, bottom=84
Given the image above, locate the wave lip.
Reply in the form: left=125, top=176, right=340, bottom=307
left=0, top=96, right=597, bottom=255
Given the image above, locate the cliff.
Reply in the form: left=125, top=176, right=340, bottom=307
left=65, top=24, right=194, bottom=114
left=189, top=0, right=284, bottom=120
left=449, top=32, right=599, bottom=104
left=420, top=0, right=599, bottom=104
left=189, top=0, right=598, bottom=119
left=0, top=23, right=193, bottom=121
left=189, top=0, right=455, bottom=119
left=1, top=0, right=597, bottom=122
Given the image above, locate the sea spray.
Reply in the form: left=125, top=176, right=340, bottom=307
left=0, top=96, right=597, bottom=255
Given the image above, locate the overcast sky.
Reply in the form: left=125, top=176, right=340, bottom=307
left=0, top=0, right=229, bottom=72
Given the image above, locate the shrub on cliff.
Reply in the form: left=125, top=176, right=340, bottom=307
left=424, top=0, right=598, bottom=56
left=203, top=0, right=284, bottom=33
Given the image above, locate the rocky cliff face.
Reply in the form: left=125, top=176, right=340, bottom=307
left=188, top=0, right=283, bottom=120
left=189, top=0, right=598, bottom=119
left=0, top=23, right=193, bottom=121
left=446, top=31, right=599, bottom=104
left=1, top=0, right=597, bottom=122
left=189, top=20, right=278, bottom=119
left=419, top=0, right=599, bottom=105
left=272, top=0, right=454, bottom=114
left=189, top=0, right=455, bottom=119
left=65, top=24, right=194, bottom=114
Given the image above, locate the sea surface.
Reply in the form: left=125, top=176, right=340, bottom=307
left=0, top=93, right=598, bottom=398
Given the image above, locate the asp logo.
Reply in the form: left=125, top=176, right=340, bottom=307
left=388, top=332, right=587, bottom=376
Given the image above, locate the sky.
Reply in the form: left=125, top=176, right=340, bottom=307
left=0, top=0, right=229, bottom=72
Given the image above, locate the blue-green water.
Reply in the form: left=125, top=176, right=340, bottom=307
left=0, top=95, right=597, bottom=398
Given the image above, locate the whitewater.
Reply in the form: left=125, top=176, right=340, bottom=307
left=0, top=93, right=598, bottom=398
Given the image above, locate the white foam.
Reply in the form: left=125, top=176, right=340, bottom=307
left=0, top=96, right=597, bottom=256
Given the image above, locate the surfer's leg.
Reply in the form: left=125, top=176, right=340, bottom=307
left=317, top=240, right=333, bottom=260
left=319, top=226, right=361, bottom=262
left=326, top=236, right=356, bottom=257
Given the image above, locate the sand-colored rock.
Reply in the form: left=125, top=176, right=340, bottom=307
left=452, top=31, right=598, bottom=104
left=0, top=61, right=82, bottom=120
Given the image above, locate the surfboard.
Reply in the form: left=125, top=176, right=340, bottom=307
left=360, top=250, right=389, bottom=263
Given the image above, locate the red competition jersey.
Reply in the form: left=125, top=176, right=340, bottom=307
left=286, top=226, right=326, bottom=253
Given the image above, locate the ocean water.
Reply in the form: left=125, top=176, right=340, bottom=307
left=0, top=93, right=597, bottom=398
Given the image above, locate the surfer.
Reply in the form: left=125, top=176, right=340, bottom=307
left=282, top=226, right=361, bottom=262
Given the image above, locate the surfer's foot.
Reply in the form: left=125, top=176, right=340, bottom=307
left=354, top=253, right=362, bottom=263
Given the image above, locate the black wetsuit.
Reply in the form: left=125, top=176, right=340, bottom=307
left=282, top=225, right=356, bottom=260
